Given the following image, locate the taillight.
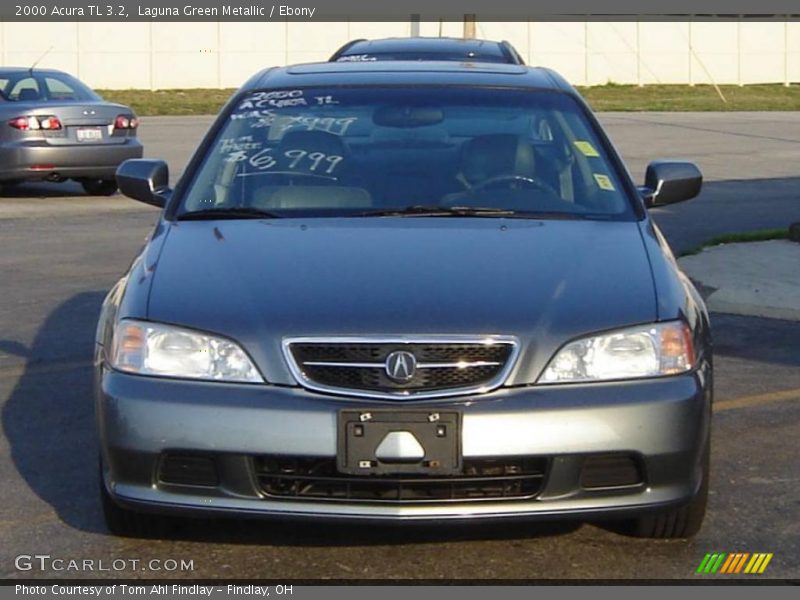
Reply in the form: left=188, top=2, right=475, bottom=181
left=114, top=115, right=138, bottom=129
left=9, top=117, right=31, bottom=130
left=39, top=116, right=62, bottom=130
left=8, top=115, right=62, bottom=130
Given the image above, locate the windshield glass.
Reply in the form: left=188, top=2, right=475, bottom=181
left=179, top=86, right=635, bottom=219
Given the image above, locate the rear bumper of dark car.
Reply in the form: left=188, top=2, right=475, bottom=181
left=0, top=139, right=143, bottom=181
left=96, top=358, right=712, bottom=523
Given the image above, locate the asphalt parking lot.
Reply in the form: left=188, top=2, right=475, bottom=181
left=0, top=113, right=798, bottom=580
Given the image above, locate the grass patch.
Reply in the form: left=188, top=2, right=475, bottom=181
left=578, top=83, right=800, bottom=111
left=97, top=88, right=236, bottom=116
left=680, top=228, right=790, bottom=256
left=97, top=83, right=800, bottom=116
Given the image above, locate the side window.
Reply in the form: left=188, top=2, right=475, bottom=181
left=45, top=77, right=78, bottom=101
left=8, top=77, right=41, bottom=101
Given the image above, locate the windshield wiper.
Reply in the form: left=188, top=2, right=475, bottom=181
left=354, top=205, right=583, bottom=219
left=176, top=207, right=281, bottom=221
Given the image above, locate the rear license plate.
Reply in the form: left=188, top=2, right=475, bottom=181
left=337, top=409, right=461, bottom=476
left=76, top=127, right=103, bottom=142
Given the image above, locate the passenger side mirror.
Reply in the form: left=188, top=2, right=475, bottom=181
left=116, top=159, right=172, bottom=208
left=639, top=161, right=702, bottom=207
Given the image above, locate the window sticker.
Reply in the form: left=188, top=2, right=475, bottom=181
left=574, top=140, right=600, bottom=157
left=593, top=174, right=615, bottom=191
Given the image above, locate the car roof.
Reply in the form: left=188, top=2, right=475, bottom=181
left=330, top=37, right=524, bottom=64
left=243, top=61, right=574, bottom=95
left=0, top=67, right=71, bottom=77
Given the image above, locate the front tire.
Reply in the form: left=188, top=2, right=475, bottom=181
left=627, top=440, right=710, bottom=539
left=81, top=179, right=118, bottom=196
left=99, top=459, right=167, bottom=538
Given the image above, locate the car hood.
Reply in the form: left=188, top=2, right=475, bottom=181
left=146, top=218, right=657, bottom=385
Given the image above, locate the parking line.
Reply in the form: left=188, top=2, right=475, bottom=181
left=714, top=387, right=800, bottom=412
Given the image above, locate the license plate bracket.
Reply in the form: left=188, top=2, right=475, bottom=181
left=76, top=127, right=103, bottom=142
left=337, top=409, right=461, bottom=476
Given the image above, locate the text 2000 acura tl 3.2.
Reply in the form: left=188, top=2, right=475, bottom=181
left=96, top=60, right=712, bottom=538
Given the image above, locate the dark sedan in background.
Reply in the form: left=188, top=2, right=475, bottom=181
left=0, top=67, right=142, bottom=195
left=330, top=37, right=525, bottom=64
left=97, top=59, right=712, bottom=539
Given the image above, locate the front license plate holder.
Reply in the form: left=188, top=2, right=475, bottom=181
left=337, top=409, right=461, bottom=476
left=76, top=127, right=103, bottom=142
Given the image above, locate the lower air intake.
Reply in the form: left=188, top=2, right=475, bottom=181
left=254, top=455, right=548, bottom=503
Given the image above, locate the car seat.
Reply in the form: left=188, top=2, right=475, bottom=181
left=17, top=88, right=40, bottom=102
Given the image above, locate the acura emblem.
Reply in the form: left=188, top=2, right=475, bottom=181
left=385, top=350, right=417, bottom=382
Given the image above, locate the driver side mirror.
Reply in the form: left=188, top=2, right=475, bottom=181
left=639, top=160, right=702, bottom=208
left=116, top=159, right=172, bottom=208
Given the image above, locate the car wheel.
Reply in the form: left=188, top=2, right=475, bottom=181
left=81, top=179, right=118, bottom=196
left=99, top=459, right=167, bottom=538
left=627, top=439, right=710, bottom=539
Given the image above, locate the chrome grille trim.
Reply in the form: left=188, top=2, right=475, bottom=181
left=282, top=335, right=520, bottom=401
left=301, top=360, right=503, bottom=369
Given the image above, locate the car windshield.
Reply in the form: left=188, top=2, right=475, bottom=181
left=179, top=86, right=635, bottom=220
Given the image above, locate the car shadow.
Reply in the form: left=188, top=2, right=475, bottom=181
left=162, top=515, right=582, bottom=547
left=2, top=292, right=581, bottom=546
left=1, top=292, right=105, bottom=534
left=0, top=181, right=86, bottom=197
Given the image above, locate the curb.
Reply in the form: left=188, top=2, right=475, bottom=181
left=678, top=240, right=800, bottom=322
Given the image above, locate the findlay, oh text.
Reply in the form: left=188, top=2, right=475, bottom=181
left=16, top=585, right=293, bottom=596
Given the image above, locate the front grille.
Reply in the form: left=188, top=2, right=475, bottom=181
left=254, top=456, right=548, bottom=503
left=285, top=337, right=517, bottom=399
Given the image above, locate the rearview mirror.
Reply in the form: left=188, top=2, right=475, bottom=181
left=116, top=159, right=171, bottom=208
left=373, top=105, right=444, bottom=128
left=640, top=161, right=702, bottom=207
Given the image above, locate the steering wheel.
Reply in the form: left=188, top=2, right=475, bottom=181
left=471, top=174, right=557, bottom=196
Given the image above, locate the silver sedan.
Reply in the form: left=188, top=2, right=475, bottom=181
left=0, top=67, right=143, bottom=195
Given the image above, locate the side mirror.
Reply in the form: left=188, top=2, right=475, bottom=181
left=639, top=161, right=702, bottom=208
left=116, top=159, right=171, bottom=208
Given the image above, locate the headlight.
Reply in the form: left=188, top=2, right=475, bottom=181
left=110, top=319, right=263, bottom=383
left=539, top=321, right=695, bottom=384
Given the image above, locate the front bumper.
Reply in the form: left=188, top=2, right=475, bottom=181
left=96, top=363, right=711, bottom=522
left=0, top=139, right=143, bottom=181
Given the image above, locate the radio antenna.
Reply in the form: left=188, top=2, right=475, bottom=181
left=29, top=46, right=54, bottom=76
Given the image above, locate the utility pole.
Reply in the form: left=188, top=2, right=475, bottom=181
left=463, top=14, right=476, bottom=39
left=410, top=14, right=420, bottom=37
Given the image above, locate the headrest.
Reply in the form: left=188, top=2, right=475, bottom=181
left=460, top=134, right=536, bottom=185
left=18, top=88, right=40, bottom=102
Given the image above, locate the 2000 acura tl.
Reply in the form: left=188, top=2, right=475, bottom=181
left=96, top=59, right=712, bottom=538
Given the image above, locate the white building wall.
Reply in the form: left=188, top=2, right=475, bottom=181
left=0, top=21, right=797, bottom=89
